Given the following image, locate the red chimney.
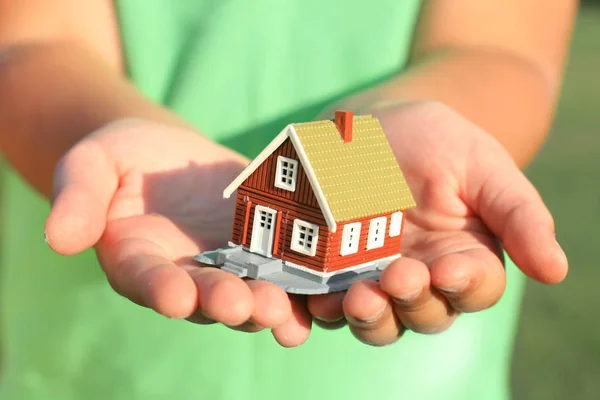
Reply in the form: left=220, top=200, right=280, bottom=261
left=335, top=110, right=353, bottom=143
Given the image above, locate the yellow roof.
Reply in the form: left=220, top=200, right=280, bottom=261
left=292, top=115, right=416, bottom=223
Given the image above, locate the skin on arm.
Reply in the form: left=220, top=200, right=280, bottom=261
left=0, top=0, right=190, bottom=197
left=311, top=0, right=576, bottom=345
left=336, top=0, right=578, bottom=168
left=0, top=0, right=306, bottom=345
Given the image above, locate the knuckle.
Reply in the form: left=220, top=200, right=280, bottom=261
left=391, top=293, right=430, bottom=313
left=474, top=289, right=505, bottom=311
left=453, top=289, right=504, bottom=313
left=405, top=314, right=457, bottom=335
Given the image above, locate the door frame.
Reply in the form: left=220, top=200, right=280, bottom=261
left=250, top=205, right=278, bottom=257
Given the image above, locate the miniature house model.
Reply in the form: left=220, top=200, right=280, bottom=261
left=195, top=111, right=416, bottom=294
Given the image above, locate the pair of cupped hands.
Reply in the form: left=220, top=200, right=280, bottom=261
left=45, top=102, right=568, bottom=347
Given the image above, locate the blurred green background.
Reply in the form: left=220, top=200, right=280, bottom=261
left=511, top=5, right=600, bottom=399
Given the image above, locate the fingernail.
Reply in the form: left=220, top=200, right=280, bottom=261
left=393, top=288, right=422, bottom=302
left=437, top=278, right=469, bottom=294
left=346, top=307, right=386, bottom=325
left=554, top=237, right=568, bottom=263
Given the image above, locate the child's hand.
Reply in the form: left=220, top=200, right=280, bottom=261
left=309, top=102, right=568, bottom=346
left=44, top=119, right=311, bottom=346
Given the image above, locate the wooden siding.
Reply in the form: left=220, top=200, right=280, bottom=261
left=230, top=194, right=407, bottom=273
left=231, top=187, right=329, bottom=271
left=242, top=138, right=319, bottom=208
left=325, top=211, right=405, bottom=272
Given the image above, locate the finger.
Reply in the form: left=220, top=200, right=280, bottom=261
left=187, top=271, right=289, bottom=330
left=307, top=291, right=346, bottom=327
left=469, top=152, right=568, bottom=284
left=96, top=237, right=199, bottom=319
left=343, top=280, right=402, bottom=346
left=312, top=317, right=347, bottom=330
left=243, top=280, right=293, bottom=329
left=45, top=139, right=118, bottom=255
left=186, top=267, right=255, bottom=327
left=380, top=258, right=455, bottom=334
left=229, top=320, right=265, bottom=333
left=308, top=291, right=346, bottom=330
left=430, top=248, right=506, bottom=313
left=187, top=281, right=280, bottom=329
left=272, top=295, right=312, bottom=347
left=186, top=311, right=217, bottom=325
left=97, top=212, right=255, bottom=324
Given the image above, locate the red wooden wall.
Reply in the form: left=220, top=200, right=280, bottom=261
left=241, top=138, right=318, bottom=208
left=325, top=212, right=404, bottom=272
left=231, top=188, right=329, bottom=270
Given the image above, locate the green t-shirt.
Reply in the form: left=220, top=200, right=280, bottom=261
left=0, top=1, right=526, bottom=399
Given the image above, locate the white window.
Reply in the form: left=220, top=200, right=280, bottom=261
left=389, top=212, right=403, bottom=237
left=291, top=219, right=319, bottom=256
left=367, top=217, right=387, bottom=250
left=275, top=156, right=298, bottom=192
left=340, top=222, right=361, bottom=256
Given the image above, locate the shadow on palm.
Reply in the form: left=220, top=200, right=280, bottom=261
left=140, top=159, right=243, bottom=255
left=99, top=158, right=304, bottom=342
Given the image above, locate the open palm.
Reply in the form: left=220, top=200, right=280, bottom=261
left=307, top=102, right=568, bottom=345
left=45, top=105, right=567, bottom=348
left=45, top=119, right=309, bottom=346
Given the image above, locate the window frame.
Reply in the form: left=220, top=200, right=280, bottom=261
left=274, top=156, right=298, bottom=192
left=291, top=219, right=319, bottom=256
left=389, top=211, right=403, bottom=237
left=366, top=216, right=387, bottom=250
left=340, top=222, right=362, bottom=256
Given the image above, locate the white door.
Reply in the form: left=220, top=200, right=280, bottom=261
left=250, top=205, right=278, bottom=257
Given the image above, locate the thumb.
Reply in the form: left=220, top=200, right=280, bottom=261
left=45, top=139, right=118, bottom=255
left=468, top=148, right=568, bottom=284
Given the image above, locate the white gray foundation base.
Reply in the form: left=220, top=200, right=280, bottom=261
left=194, top=244, right=400, bottom=294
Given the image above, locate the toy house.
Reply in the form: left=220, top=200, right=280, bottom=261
left=195, top=111, right=416, bottom=294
